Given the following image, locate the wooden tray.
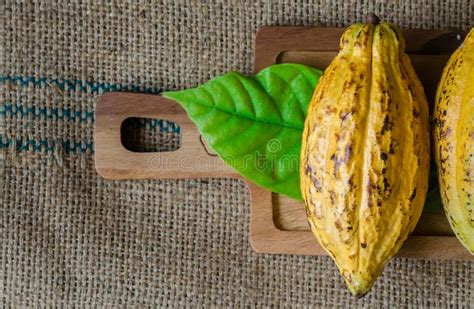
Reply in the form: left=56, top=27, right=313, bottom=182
left=95, top=27, right=472, bottom=260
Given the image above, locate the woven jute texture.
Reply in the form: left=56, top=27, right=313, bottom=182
left=2, top=1, right=473, bottom=307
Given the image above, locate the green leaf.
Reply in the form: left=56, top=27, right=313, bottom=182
left=163, top=63, right=444, bottom=210
left=163, top=63, right=322, bottom=200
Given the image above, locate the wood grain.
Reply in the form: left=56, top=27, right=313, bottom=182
left=95, top=92, right=235, bottom=179
left=94, top=27, right=472, bottom=260
left=254, top=27, right=466, bottom=72
left=272, top=194, right=453, bottom=235
left=251, top=26, right=472, bottom=260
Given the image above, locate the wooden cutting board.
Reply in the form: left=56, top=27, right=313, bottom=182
left=95, top=27, right=472, bottom=260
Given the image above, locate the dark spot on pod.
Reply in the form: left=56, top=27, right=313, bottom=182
left=344, top=145, right=352, bottom=163
left=439, top=122, right=451, bottom=138
left=393, top=29, right=400, bottom=41
left=353, top=91, right=360, bottom=102
left=340, top=111, right=350, bottom=122
left=318, top=90, right=325, bottom=101
left=362, top=32, right=369, bottom=45
left=412, top=108, right=420, bottom=118
left=381, top=116, right=392, bottom=135
left=361, top=243, right=367, bottom=249
left=438, top=119, right=446, bottom=131
left=307, top=164, right=323, bottom=192
left=409, top=189, right=417, bottom=201
left=349, top=254, right=355, bottom=259
left=332, top=146, right=351, bottom=178
left=343, top=270, right=353, bottom=284
left=326, top=106, right=337, bottom=114
left=332, top=154, right=341, bottom=178
left=348, top=175, right=355, bottom=187
left=383, top=178, right=390, bottom=191
left=445, top=127, right=452, bottom=137
left=312, top=176, right=322, bottom=192
left=347, top=226, right=353, bottom=230
left=389, top=139, right=398, bottom=154
left=380, top=152, right=388, bottom=161
left=377, top=80, right=385, bottom=90
left=335, top=220, right=343, bottom=231
left=343, top=79, right=355, bottom=90
left=330, top=191, right=336, bottom=204
left=359, top=73, right=364, bottom=80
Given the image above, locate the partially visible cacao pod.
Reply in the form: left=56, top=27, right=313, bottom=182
left=300, top=21, right=430, bottom=296
left=434, top=28, right=474, bottom=255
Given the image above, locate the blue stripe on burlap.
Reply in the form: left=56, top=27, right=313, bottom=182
left=1, top=76, right=180, bottom=155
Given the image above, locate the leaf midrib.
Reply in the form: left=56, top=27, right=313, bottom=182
left=186, top=92, right=304, bottom=131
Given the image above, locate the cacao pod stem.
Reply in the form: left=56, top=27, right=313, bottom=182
left=367, top=13, right=380, bottom=25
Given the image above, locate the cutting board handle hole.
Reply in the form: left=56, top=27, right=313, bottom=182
left=120, top=117, right=181, bottom=153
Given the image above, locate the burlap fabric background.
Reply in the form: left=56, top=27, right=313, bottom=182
left=2, top=1, right=473, bottom=307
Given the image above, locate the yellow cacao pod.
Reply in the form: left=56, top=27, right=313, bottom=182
left=434, top=28, right=474, bottom=255
left=300, top=22, right=430, bottom=296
